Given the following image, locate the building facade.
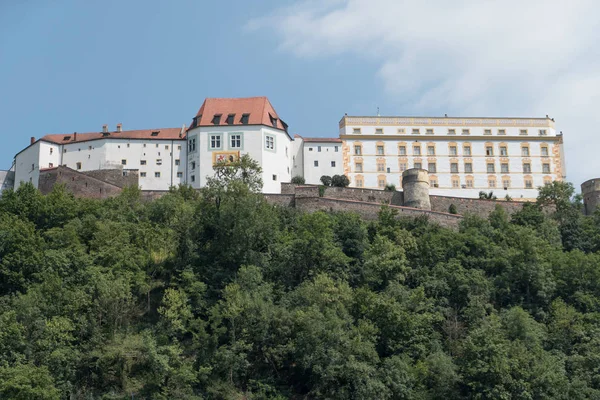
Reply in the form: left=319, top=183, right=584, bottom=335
left=10, top=97, right=567, bottom=200
left=339, top=115, right=566, bottom=200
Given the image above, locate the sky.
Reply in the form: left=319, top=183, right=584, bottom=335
left=1, top=0, right=598, bottom=187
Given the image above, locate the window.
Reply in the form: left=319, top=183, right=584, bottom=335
left=520, top=129, right=528, bottom=135
left=430, top=179, right=438, bottom=187
left=501, top=163, right=509, bottom=173
left=265, top=135, right=275, bottom=150
left=241, top=114, right=250, bottom=124
left=356, top=177, right=364, bottom=188
left=414, top=162, right=422, bottom=169
left=151, top=131, right=159, bottom=137
left=426, top=128, right=434, bottom=134
left=178, top=145, right=181, bottom=150
left=155, top=144, right=159, bottom=148
left=121, top=159, right=127, bottom=165
left=427, top=145, right=435, bottom=155
left=356, top=162, right=363, bottom=172
left=189, top=138, right=196, bottom=152
left=397, top=128, right=405, bottom=134
left=335, top=146, right=339, bottom=152
left=487, top=163, right=495, bottom=173
left=539, top=129, right=547, bottom=136
left=462, top=129, right=470, bottom=135
left=399, top=145, right=406, bottom=155
left=448, top=129, right=456, bottom=135
left=141, top=160, right=147, bottom=165
left=375, top=128, right=383, bottom=134
left=156, top=159, right=162, bottom=165
left=226, top=114, right=235, bottom=125
left=543, top=163, right=551, bottom=173
left=503, top=179, right=511, bottom=188
left=523, top=163, right=531, bottom=173
left=331, top=161, right=336, bottom=167
left=464, top=146, right=471, bottom=156
left=452, top=178, right=460, bottom=188
left=500, top=146, right=508, bottom=156
left=269, top=114, right=278, bottom=127
left=63, top=148, right=67, bottom=153
left=465, top=162, right=473, bottom=173
left=191, top=175, right=196, bottom=182
left=140, top=172, right=147, bottom=177
left=76, top=162, right=82, bottom=170
left=314, top=160, right=319, bottom=167
left=143, top=143, right=147, bottom=148
left=489, top=179, right=496, bottom=188
left=211, top=114, right=222, bottom=125
left=544, top=177, right=552, bottom=185
left=498, top=129, right=506, bottom=135
left=49, top=148, right=53, bottom=154
left=525, top=179, right=533, bottom=188
left=272, top=174, right=277, bottom=181
left=522, top=147, right=530, bottom=156
left=378, top=179, right=386, bottom=188
left=484, top=129, right=492, bottom=135
left=155, top=172, right=161, bottom=177
left=449, top=146, right=457, bottom=156
left=210, top=135, right=222, bottom=149
left=377, top=145, right=384, bottom=155
left=399, top=163, right=407, bottom=171
left=49, top=163, right=53, bottom=168
left=466, top=178, right=474, bottom=188
left=413, top=145, right=421, bottom=155
left=191, top=161, right=196, bottom=170
left=352, top=128, right=361, bottom=134
left=541, top=146, right=549, bottom=157
left=318, top=146, right=322, bottom=152
left=177, top=172, right=183, bottom=178
left=486, top=146, right=494, bottom=156
left=451, top=163, right=459, bottom=173
left=386, top=167, right=391, bottom=173
left=308, top=147, right=313, bottom=151
left=230, top=134, right=242, bottom=148
left=354, top=145, right=362, bottom=155
left=377, top=162, right=385, bottom=172
left=412, top=128, right=420, bottom=134
left=428, top=163, right=437, bottom=173
left=175, top=159, right=180, bottom=166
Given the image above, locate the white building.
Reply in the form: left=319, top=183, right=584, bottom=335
left=338, top=115, right=566, bottom=200
left=185, top=97, right=293, bottom=193
left=292, top=135, right=343, bottom=184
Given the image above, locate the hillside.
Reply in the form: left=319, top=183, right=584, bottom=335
left=1, top=168, right=599, bottom=399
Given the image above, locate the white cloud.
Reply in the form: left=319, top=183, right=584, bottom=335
left=252, top=0, right=600, bottom=186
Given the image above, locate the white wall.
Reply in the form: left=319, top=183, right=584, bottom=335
left=302, top=142, right=343, bottom=184
left=14, top=142, right=41, bottom=189
left=0, top=170, right=14, bottom=193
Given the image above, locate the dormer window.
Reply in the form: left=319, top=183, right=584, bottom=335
left=241, top=114, right=250, bottom=124
left=212, top=114, right=222, bottom=125
left=63, top=135, right=71, bottom=141
left=151, top=131, right=159, bottom=136
left=280, top=119, right=288, bottom=132
left=269, top=113, right=278, bottom=128
left=226, top=114, right=235, bottom=125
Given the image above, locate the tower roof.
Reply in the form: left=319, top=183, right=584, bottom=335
left=191, top=96, right=289, bottom=133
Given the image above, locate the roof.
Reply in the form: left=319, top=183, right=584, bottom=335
left=40, top=127, right=185, bottom=144
left=190, top=97, right=289, bottom=133
left=302, top=137, right=342, bottom=143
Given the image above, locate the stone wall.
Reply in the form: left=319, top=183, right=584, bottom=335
left=296, top=197, right=462, bottom=229
left=39, top=166, right=122, bottom=198
left=581, top=178, right=600, bottom=215
left=264, top=194, right=295, bottom=207
left=429, top=195, right=525, bottom=217
left=82, top=168, right=139, bottom=188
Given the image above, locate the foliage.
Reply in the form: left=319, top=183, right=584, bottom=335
left=384, top=183, right=396, bottom=192
left=479, top=191, right=497, bottom=200
left=449, top=204, right=458, bottom=214
left=291, top=175, right=305, bottom=185
left=0, top=174, right=600, bottom=398
left=320, top=175, right=332, bottom=186
left=332, top=174, right=350, bottom=187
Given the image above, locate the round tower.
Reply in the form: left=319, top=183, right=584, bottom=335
left=402, top=168, right=431, bottom=210
left=581, top=178, right=600, bottom=215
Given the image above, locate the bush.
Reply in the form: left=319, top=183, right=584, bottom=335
left=318, top=185, right=326, bottom=197
left=331, top=175, right=350, bottom=188
left=449, top=204, right=458, bottom=214
left=384, top=184, right=396, bottom=192
left=320, top=175, right=332, bottom=186
left=291, top=176, right=305, bottom=185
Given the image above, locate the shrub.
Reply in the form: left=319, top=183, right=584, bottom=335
left=320, top=175, right=332, bottom=186
left=331, top=175, right=350, bottom=188
left=384, top=184, right=396, bottom=192
left=449, top=204, right=458, bottom=214
left=291, top=176, right=305, bottom=185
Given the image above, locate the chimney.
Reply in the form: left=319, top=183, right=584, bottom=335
left=30, top=136, right=35, bottom=145
left=116, top=123, right=122, bottom=132
left=74, top=132, right=77, bottom=141
left=102, top=124, right=108, bottom=133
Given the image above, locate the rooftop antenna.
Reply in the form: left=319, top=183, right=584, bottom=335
left=377, top=106, right=380, bottom=116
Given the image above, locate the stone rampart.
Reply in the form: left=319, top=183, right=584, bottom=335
left=39, top=166, right=122, bottom=198
left=429, top=195, right=525, bottom=217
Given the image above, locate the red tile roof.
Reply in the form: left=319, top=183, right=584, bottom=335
left=40, top=127, right=185, bottom=144
left=191, top=97, right=288, bottom=132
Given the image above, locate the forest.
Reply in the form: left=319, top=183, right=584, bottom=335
left=1, top=158, right=600, bottom=399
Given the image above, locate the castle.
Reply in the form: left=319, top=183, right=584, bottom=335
left=3, top=95, right=597, bottom=215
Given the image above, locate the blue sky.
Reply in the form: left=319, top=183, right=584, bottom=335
left=1, top=0, right=598, bottom=186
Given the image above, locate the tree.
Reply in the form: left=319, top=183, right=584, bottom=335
left=320, top=175, right=332, bottom=186
left=331, top=174, right=350, bottom=187
left=207, top=153, right=263, bottom=194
